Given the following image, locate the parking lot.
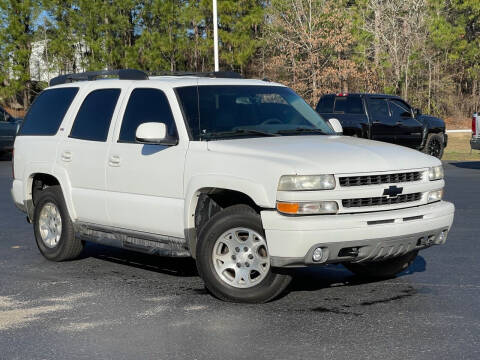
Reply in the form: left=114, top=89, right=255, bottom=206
left=0, top=158, right=479, bottom=360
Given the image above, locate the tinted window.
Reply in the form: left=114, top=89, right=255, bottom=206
left=19, top=88, right=79, bottom=136
left=0, top=109, right=5, bottom=122
left=119, top=88, right=177, bottom=143
left=389, top=99, right=412, bottom=118
left=316, top=95, right=334, bottom=113
left=70, top=89, right=120, bottom=142
left=176, top=85, right=333, bottom=140
left=334, top=96, right=364, bottom=114
left=175, top=86, right=199, bottom=137
left=367, top=98, right=389, bottom=118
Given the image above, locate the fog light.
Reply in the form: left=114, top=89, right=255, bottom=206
left=427, top=189, right=443, bottom=203
left=436, top=230, right=448, bottom=244
left=312, top=247, right=324, bottom=262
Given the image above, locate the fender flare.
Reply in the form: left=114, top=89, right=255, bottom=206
left=183, top=175, right=273, bottom=257
left=23, top=163, right=77, bottom=221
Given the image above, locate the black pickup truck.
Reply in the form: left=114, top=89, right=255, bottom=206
left=0, top=106, right=22, bottom=156
left=316, top=93, right=447, bottom=158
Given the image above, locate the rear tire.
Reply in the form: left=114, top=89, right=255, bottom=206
left=196, top=205, right=291, bottom=303
left=33, top=185, right=83, bottom=261
left=343, top=251, right=418, bottom=279
left=422, top=133, right=444, bottom=159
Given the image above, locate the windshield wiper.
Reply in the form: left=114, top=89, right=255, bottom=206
left=201, top=128, right=280, bottom=139
left=276, top=127, right=328, bottom=135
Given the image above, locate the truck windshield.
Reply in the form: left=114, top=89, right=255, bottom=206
left=176, top=85, right=334, bottom=140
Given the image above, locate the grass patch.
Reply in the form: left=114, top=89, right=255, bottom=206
left=442, top=133, right=480, bottom=161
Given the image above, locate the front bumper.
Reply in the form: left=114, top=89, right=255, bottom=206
left=261, top=201, right=454, bottom=267
left=471, top=136, right=480, bottom=150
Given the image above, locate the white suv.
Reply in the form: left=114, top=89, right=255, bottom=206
left=11, top=70, right=455, bottom=303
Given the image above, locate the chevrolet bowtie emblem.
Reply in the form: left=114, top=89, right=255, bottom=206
left=383, top=185, right=403, bottom=198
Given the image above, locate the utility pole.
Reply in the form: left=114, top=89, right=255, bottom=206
left=213, top=0, right=219, bottom=72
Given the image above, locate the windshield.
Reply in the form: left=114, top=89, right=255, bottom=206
left=175, top=85, right=334, bottom=140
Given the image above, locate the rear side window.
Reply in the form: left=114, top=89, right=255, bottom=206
left=119, top=88, right=177, bottom=143
left=316, top=96, right=334, bottom=113
left=19, top=88, right=79, bottom=136
left=70, top=89, right=120, bottom=142
left=333, top=97, right=364, bottom=114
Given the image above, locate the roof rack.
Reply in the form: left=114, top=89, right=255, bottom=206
left=49, top=69, right=149, bottom=86
left=151, top=71, right=243, bottom=79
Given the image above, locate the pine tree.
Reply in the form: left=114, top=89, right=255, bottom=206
left=0, top=0, right=40, bottom=108
left=216, top=0, right=264, bottom=75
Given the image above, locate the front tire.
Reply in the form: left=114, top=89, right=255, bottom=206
left=33, top=185, right=83, bottom=261
left=196, top=205, right=291, bottom=303
left=343, top=251, right=418, bottom=279
left=422, top=133, right=445, bottom=159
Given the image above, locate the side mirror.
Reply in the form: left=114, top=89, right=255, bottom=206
left=414, top=108, right=422, bottom=117
left=135, top=122, right=171, bottom=144
left=327, top=118, right=343, bottom=134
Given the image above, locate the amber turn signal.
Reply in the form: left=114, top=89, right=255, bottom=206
left=276, top=201, right=338, bottom=215
left=276, top=202, right=300, bottom=214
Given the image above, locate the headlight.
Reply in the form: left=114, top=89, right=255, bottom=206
left=428, top=166, right=444, bottom=181
left=278, top=175, right=336, bottom=191
left=427, top=189, right=443, bottom=203
left=276, top=201, right=338, bottom=215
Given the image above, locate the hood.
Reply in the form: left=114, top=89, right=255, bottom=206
left=206, top=135, right=440, bottom=174
left=418, top=115, right=445, bottom=130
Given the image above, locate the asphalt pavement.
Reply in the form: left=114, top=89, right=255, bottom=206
left=0, top=157, right=479, bottom=360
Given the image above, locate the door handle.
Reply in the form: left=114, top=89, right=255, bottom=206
left=108, top=155, right=121, bottom=167
left=61, top=151, right=72, bottom=162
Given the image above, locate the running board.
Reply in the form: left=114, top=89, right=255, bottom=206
left=74, top=222, right=190, bottom=257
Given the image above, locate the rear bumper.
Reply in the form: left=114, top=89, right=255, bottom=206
left=261, top=201, right=454, bottom=267
left=11, top=179, right=27, bottom=213
left=471, top=137, right=480, bottom=150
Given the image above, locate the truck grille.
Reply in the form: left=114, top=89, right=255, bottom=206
left=339, top=171, right=422, bottom=187
left=342, top=193, right=422, bottom=208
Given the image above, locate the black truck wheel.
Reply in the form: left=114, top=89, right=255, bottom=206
left=422, top=133, right=445, bottom=159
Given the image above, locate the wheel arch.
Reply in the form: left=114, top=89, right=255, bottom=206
left=184, top=176, right=273, bottom=258
left=25, top=169, right=76, bottom=221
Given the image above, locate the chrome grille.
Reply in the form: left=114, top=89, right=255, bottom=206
left=339, top=171, right=422, bottom=187
left=342, top=193, right=422, bottom=208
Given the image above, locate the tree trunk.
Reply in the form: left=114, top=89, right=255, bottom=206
left=428, top=60, right=431, bottom=113
left=374, top=5, right=381, bottom=66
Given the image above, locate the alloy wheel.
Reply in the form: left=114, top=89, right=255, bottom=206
left=38, top=202, right=63, bottom=248
left=212, top=227, right=270, bottom=288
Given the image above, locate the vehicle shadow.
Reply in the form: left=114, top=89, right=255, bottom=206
left=284, top=255, right=426, bottom=294
left=81, top=242, right=198, bottom=277
left=448, top=161, right=480, bottom=170
left=81, top=241, right=427, bottom=297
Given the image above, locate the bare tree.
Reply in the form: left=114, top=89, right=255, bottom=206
left=361, top=0, right=427, bottom=100
left=264, top=0, right=363, bottom=105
